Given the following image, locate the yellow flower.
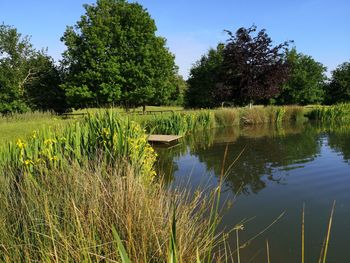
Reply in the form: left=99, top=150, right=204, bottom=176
left=16, top=139, right=26, bottom=149
left=24, top=159, right=34, bottom=166
left=49, top=156, right=59, bottom=162
left=44, top=139, right=57, bottom=145
left=32, top=131, right=37, bottom=139
left=36, top=158, right=45, bottom=164
left=102, top=128, right=109, bottom=136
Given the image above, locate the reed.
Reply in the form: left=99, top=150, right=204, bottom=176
left=0, top=111, right=157, bottom=182
left=214, top=108, right=240, bottom=127
left=141, top=110, right=216, bottom=135
left=0, top=162, right=225, bottom=262
left=307, top=103, right=350, bottom=122
left=0, top=110, right=226, bottom=262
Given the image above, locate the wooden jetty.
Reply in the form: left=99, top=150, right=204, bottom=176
left=148, top=135, right=182, bottom=144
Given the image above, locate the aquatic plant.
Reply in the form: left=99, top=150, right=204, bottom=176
left=308, top=103, right=350, bottom=122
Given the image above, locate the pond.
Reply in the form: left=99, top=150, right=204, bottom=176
left=155, top=123, right=350, bottom=263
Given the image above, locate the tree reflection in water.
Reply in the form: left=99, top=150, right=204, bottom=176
left=156, top=123, right=324, bottom=195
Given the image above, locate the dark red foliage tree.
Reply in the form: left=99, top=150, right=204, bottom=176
left=222, top=25, right=291, bottom=106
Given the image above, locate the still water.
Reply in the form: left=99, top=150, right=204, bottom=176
left=155, top=123, right=350, bottom=263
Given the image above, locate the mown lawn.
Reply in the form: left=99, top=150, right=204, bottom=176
left=0, top=114, right=71, bottom=146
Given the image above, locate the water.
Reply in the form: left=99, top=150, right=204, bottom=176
left=155, top=123, right=350, bottom=263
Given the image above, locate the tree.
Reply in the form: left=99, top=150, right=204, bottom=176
left=0, top=23, right=66, bottom=114
left=222, top=25, right=291, bottom=106
left=325, top=61, right=350, bottom=104
left=167, top=73, right=187, bottom=106
left=276, top=49, right=327, bottom=105
left=0, top=24, right=34, bottom=113
left=61, top=0, right=176, bottom=110
left=24, top=53, right=68, bottom=113
left=185, top=44, right=224, bottom=108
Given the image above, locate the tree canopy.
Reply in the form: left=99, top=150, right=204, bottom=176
left=325, top=61, right=350, bottom=104
left=0, top=24, right=65, bottom=114
left=222, top=25, right=291, bottom=106
left=61, top=0, right=177, bottom=110
left=276, top=49, right=327, bottom=105
left=185, top=44, right=224, bottom=108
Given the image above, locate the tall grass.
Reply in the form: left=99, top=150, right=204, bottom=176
left=307, top=103, right=350, bottom=122
left=142, top=110, right=216, bottom=135
left=0, top=111, right=157, bottom=182
left=0, top=163, right=225, bottom=262
left=0, top=110, right=227, bottom=262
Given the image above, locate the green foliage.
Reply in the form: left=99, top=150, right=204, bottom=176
left=214, top=108, right=240, bottom=127
left=325, top=61, right=350, bottom=104
left=186, top=44, right=224, bottom=108
left=24, top=53, right=68, bottom=113
left=167, top=74, right=187, bottom=106
left=61, top=0, right=177, bottom=109
left=277, top=49, right=327, bottom=105
left=222, top=26, right=290, bottom=105
left=0, top=111, right=224, bottom=261
left=142, top=111, right=216, bottom=135
left=0, top=111, right=157, bottom=182
left=307, top=103, right=350, bottom=122
left=0, top=23, right=66, bottom=114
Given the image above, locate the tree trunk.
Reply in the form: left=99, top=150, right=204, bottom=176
left=142, top=104, right=146, bottom=114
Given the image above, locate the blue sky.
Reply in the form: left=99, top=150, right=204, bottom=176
left=1, top=0, right=349, bottom=78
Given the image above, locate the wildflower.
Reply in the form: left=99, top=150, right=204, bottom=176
left=16, top=139, right=26, bottom=149
left=24, top=159, right=34, bottom=166
left=44, top=139, right=57, bottom=145
left=36, top=158, right=45, bottom=164
left=49, top=156, right=59, bottom=162
left=32, top=131, right=37, bottom=139
left=102, top=128, right=110, bottom=136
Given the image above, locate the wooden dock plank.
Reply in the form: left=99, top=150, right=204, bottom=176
left=148, top=135, right=182, bottom=143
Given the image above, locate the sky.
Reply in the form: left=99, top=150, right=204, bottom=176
left=0, top=0, right=349, bottom=78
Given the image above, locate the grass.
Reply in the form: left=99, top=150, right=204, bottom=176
left=0, top=108, right=339, bottom=262
left=307, top=103, right=350, bottom=122
left=0, top=106, right=307, bottom=145
left=0, top=162, right=226, bottom=262
left=0, top=111, right=227, bottom=262
left=74, top=105, right=184, bottom=114
left=0, top=111, right=71, bottom=146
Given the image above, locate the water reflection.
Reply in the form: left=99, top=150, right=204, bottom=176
left=156, top=123, right=322, bottom=195
left=155, top=122, right=350, bottom=262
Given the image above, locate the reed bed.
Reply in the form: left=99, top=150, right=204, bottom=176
left=307, top=103, right=350, bottom=122
left=0, top=111, right=157, bottom=182
left=141, top=110, right=216, bottom=135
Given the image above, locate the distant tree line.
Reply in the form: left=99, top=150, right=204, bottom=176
left=186, top=25, right=350, bottom=108
left=0, top=0, right=186, bottom=114
left=1, top=0, right=350, bottom=114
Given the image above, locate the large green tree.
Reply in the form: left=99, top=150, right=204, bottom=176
left=0, top=23, right=66, bottom=114
left=276, top=49, right=327, bottom=105
left=61, top=0, right=176, bottom=110
left=325, top=61, right=350, bottom=104
left=185, top=44, right=224, bottom=108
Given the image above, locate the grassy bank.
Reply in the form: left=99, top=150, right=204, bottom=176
left=139, top=106, right=306, bottom=136
left=0, top=106, right=307, bottom=144
left=0, top=111, right=226, bottom=262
